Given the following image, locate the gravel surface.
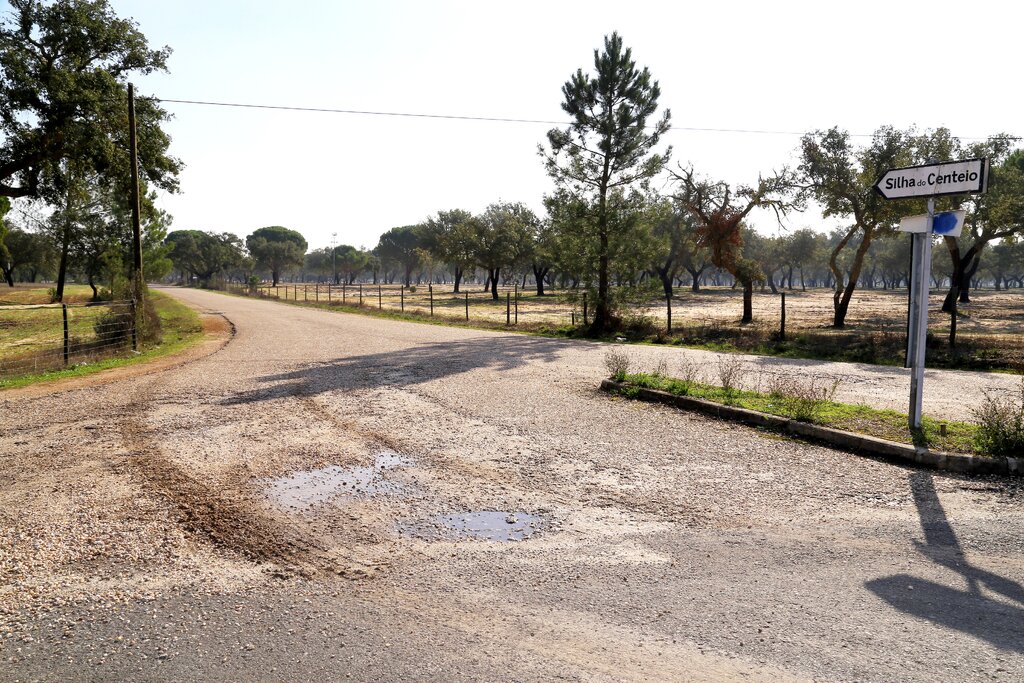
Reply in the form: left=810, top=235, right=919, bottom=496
left=1, top=286, right=1022, bottom=682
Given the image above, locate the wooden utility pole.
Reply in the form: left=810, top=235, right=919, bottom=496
left=127, top=83, right=144, bottom=351
left=127, top=83, right=144, bottom=284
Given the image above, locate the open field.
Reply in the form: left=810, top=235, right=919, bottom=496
left=0, top=287, right=204, bottom=386
left=0, top=283, right=96, bottom=306
left=249, top=283, right=1024, bottom=371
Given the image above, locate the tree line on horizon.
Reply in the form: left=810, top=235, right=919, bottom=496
left=0, top=4, right=1020, bottom=330
left=157, top=33, right=1024, bottom=328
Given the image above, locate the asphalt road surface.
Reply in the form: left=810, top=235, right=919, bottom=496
left=1, top=287, right=1022, bottom=682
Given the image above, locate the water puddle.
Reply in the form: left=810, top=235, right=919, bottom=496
left=400, top=511, right=545, bottom=542
left=266, top=451, right=413, bottom=511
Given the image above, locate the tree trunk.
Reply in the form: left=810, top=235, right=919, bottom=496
left=834, top=227, right=874, bottom=328
left=453, top=266, right=462, bottom=293
left=686, top=266, right=705, bottom=292
left=532, top=264, right=548, bottom=296
left=741, top=278, right=753, bottom=324
left=656, top=262, right=674, bottom=301
left=942, top=240, right=983, bottom=312
left=489, top=268, right=500, bottom=300
left=960, top=256, right=981, bottom=303
left=55, top=216, right=72, bottom=302
left=829, top=225, right=862, bottom=328
left=593, top=192, right=611, bottom=331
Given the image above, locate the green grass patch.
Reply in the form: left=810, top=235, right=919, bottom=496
left=0, top=284, right=95, bottom=306
left=0, top=291, right=204, bottom=391
left=616, top=371, right=984, bottom=456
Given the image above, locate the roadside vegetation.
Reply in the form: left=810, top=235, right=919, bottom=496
left=0, top=287, right=202, bottom=390
left=603, top=351, right=1024, bottom=458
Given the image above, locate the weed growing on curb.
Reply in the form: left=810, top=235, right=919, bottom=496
left=675, top=358, right=702, bottom=395
left=765, top=374, right=842, bottom=422
left=972, top=379, right=1024, bottom=457
left=604, top=349, right=633, bottom=381
left=716, top=356, right=745, bottom=401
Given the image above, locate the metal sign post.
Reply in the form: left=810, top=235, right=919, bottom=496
left=875, top=158, right=988, bottom=431
left=906, top=199, right=934, bottom=429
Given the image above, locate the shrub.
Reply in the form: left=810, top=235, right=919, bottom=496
left=716, top=356, right=745, bottom=397
left=972, top=379, right=1024, bottom=457
left=94, top=303, right=133, bottom=348
left=604, top=349, right=633, bottom=381
left=92, top=297, right=163, bottom=349
left=675, top=357, right=702, bottom=395
left=788, top=377, right=840, bottom=422
left=763, top=372, right=840, bottom=422
left=766, top=373, right=792, bottom=400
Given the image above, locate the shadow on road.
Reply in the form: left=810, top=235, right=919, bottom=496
left=865, top=471, right=1024, bottom=652
left=220, top=335, right=572, bottom=406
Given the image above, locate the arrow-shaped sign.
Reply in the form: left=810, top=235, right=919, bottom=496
left=874, top=158, right=988, bottom=199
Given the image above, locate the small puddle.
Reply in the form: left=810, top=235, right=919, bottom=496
left=400, top=511, right=545, bottom=542
left=266, top=451, right=413, bottom=511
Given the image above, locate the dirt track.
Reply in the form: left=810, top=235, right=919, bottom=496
left=1, top=287, right=1022, bottom=682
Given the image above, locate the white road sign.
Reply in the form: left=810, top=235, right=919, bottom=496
left=874, top=158, right=988, bottom=199
left=899, top=209, right=966, bottom=237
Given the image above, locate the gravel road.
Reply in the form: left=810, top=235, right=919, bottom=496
left=1, top=287, right=1022, bottom=682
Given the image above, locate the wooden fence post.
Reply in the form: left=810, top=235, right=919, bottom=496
left=465, top=292, right=469, bottom=321
left=130, top=297, right=138, bottom=352
left=780, top=292, right=787, bottom=342
left=950, top=295, right=957, bottom=348
left=62, top=304, right=69, bottom=366
left=378, top=284, right=382, bottom=309
left=506, top=292, right=510, bottom=325
left=666, top=287, right=672, bottom=334
left=582, top=292, right=588, bottom=325
left=429, top=284, right=434, bottom=316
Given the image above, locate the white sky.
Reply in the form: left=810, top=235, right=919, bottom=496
left=108, top=0, right=1022, bottom=250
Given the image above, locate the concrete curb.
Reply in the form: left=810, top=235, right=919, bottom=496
left=600, top=379, right=1021, bottom=477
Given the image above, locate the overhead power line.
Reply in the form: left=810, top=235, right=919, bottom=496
left=149, top=97, right=1021, bottom=142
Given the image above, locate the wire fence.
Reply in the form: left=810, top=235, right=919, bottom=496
left=227, top=282, right=1024, bottom=371
left=0, top=300, right=139, bottom=380
left=242, top=282, right=585, bottom=327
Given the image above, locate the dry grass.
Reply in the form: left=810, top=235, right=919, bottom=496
left=250, top=283, right=1024, bottom=371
